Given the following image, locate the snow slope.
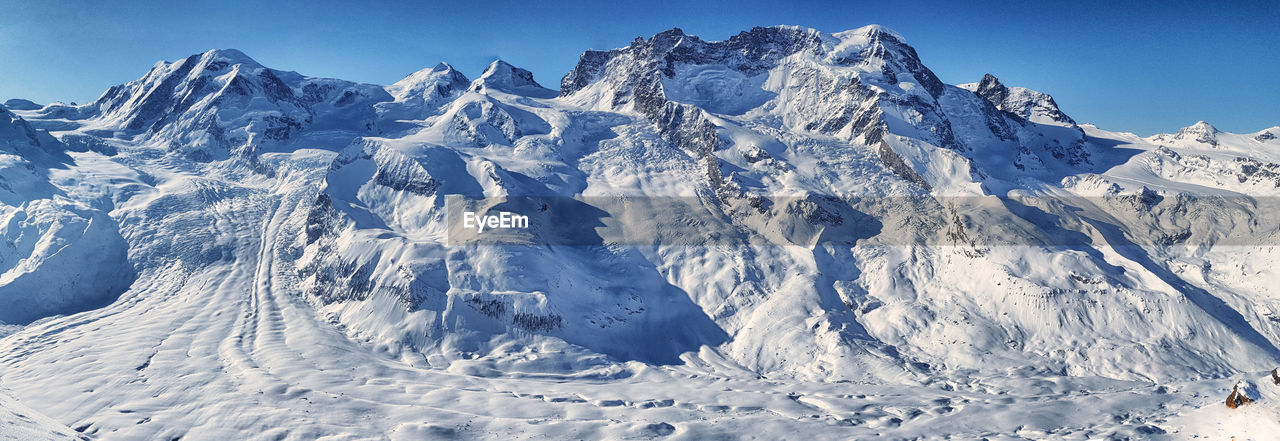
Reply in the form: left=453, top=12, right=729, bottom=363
left=0, top=387, right=84, bottom=441
left=1, top=25, right=1278, bottom=439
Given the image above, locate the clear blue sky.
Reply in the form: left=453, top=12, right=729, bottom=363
left=0, top=0, right=1275, bottom=135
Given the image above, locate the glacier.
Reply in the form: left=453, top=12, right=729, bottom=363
left=1, top=24, right=1279, bottom=439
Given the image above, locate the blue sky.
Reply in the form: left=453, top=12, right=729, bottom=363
left=0, top=0, right=1275, bottom=135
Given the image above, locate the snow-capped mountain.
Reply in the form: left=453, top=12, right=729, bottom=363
left=961, top=73, right=1076, bottom=125
left=2, top=99, right=42, bottom=111
left=377, top=62, right=471, bottom=123
left=41, top=49, right=390, bottom=161
left=1151, top=121, right=1222, bottom=146
left=1, top=25, right=1277, bottom=440
left=472, top=60, right=557, bottom=97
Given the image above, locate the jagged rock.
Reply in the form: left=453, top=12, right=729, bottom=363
left=1226, top=383, right=1255, bottom=408
left=967, top=73, right=1076, bottom=125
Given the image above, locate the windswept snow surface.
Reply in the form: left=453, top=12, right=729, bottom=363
left=2, top=26, right=1279, bottom=439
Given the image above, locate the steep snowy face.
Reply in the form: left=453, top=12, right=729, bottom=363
left=562, top=26, right=821, bottom=101
left=84, top=49, right=392, bottom=159
left=392, top=62, right=558, bottom=150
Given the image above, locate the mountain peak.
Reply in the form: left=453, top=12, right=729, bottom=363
left=1185, top=121, right=1218, bottom=132
left=90, top=49, right=285, bottom=133
left=470, top=60, right=553, bottom=97
left=1175, top=121, right=1219, bottom=144
left=973, top=73, right=1010, bottom=103
left=1255, top=126, right=1280, bottom=142
left=844, top=24, right=906, bottom=41
left=151, top=49, right=266, bottom=76
left=199, top=48, right=262, bottom=67
left=387, top=62, right=470, bottom=102
left=81, top=47, right=393, bottom=158
left=961, top=74, right=1075, bottom=125
left=648, top=27, right=699, bottom=48
left=978, top=73, right=1004, bottom=90
left=1149, top=120, right=1221, bottom=146
left=480, top=60, right=538, bottom=87
left=828, top=24, right=910, bottom=51
left=653, top=27, right=687, bottom=38
left=824, top=24, right=943, bottom=97
left=2, top=99, right=42, bottom=111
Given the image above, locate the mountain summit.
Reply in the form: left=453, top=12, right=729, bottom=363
left=962, top=73, right=1076, bottom=125
left=386, top=62, right=470, bottom=103
left=470, top=60, right=556, bottom=97
left=1149, top=120, right=1221, bottom=146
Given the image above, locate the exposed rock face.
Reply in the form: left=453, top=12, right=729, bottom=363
left=559, top=25, right=966, bottom=198
left=970, top=73, right=1076, bottom=125
left=973, top=74, right=1010, bottom=107
left=962, top=73, right=1089, bottom=166
left=1226, top=383, right=1255, bottom=408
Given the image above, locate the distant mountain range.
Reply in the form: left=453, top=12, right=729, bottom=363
left=2, top=24, right=1278, bottom=440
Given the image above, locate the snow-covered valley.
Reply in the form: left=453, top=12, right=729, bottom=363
left=2, top=25, right=1279, bottom=439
